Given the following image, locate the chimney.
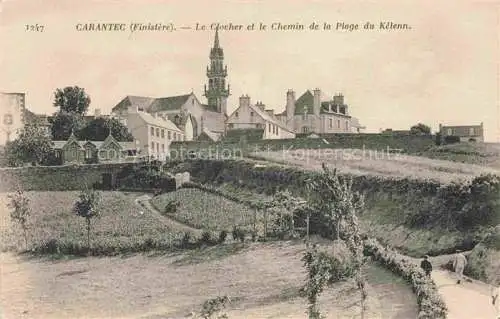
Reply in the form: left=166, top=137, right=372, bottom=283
left=256, top=101, right=265, bottom=110
left=239, top=94, right=251, bottom=108
left=333, top=93, right=344, bottom=105
left=266, top=109, right=274, bottom=117
left=286, top=89, right=295, bottom=123
left=313, top=88, right=321, bottom=116
left=94, top=108, right=101, bottom=117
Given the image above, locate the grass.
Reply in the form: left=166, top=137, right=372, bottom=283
left=150, top=188, right=258, bottom=231
left=252, top=145, right=500, bottom=183
left=0, top=191, right=186, bottom=255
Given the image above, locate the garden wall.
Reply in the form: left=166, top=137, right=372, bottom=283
left=0, top=163, right=135, bottom=191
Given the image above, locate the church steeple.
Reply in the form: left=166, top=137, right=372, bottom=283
left=204, top=29, right=230, bottom=115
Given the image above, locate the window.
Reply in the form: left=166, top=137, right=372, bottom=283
left=151, top=142, right=155, bottom=150
left=329, top=119, right=333, bottom=129
left=85, top=149, right=92, bottom=159
left=151, top=127, right=154, bottom=136
left=268, top=123, right=271, bottom=132
left=345, top=121, right=349, bottom=131
left=272, top=125, right=276, bottom=134
left=156, top=143, right=159, bottom=152
left=156, top=128, right=160, bottom=137
left=173, top=132, right=177, bottom=140
left=447, top=128, right=453, bottom=136
left=302, top=126, right=309, bottom=133
left=337, top=120, right=340, bottom=128
left=256, top=124, right=263, bottom=129
left=276, top=127, right=279, bottom=135
left=302, top=114, right=308, bottom=120
left=3, top=114, right=13, bottom=125
left=235, top=112, right=239, bottom=118
left=161, top=144, right=165, bottom=152
left=250, top=112, right=254, bottom=117
left=168, top=131, right=171, bottom=139
left=469, top=127, right=475, bottom=136
left=161, top=129, right=165, bottom=138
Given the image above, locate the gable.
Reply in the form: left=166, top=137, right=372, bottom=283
left=294, top=91, right=314, bottom=115
left=62, top=140, right=81, bottom=151
left=112, top=95, right=155, bottom=113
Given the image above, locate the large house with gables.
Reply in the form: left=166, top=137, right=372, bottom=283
left=52, top=132, right=137, bottom=164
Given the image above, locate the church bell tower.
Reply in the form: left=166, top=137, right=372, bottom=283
left=204, top=28, right=230, bottom=115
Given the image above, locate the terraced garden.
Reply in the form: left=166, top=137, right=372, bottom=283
left=150, top=188, right=259, bottom=231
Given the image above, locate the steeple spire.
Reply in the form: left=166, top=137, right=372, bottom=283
left=214, top=27, right=220, bottom=49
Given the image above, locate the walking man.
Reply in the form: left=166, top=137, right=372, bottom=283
left=452, top=250, right=467, bottom=284
left=492, top=282, right=499, bottom=319
left=420, top=255, right=433, bottom=277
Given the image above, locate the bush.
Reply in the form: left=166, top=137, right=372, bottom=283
left=164, top=200, right=180, bottom=215
left=232, top=226, right=245, bottom=243
left=364, top=238, right=448, bottom=319
left=200, top=231, right=213, bottom=245
left=218, top=230, right=228, bottom=244
left=444, top=135, right=460, bottom=144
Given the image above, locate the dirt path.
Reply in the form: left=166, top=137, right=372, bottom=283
left=135, top=194, right=202, bottom=236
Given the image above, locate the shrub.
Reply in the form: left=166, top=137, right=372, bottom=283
left=218, top=230, right=228, bottom=244
left=444, top=135, right=460, bottom=144
left=164, top=200, right=180, bottom=215
left=200, top=231, right=213, bottom=245
left=364, top=238, right=448, bottom=319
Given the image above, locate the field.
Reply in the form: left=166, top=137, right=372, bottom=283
left=251, top=146, right=500, bottom=182
left=0, top=241, right=418, bottom=319
left=0, top=191, right=185, bottom=254
left=150, top=188, right=258, bottom=231
left=417, top=142, right=500, bottom=168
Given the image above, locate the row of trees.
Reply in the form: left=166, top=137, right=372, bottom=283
left=5, top=86, right=133, bottom=166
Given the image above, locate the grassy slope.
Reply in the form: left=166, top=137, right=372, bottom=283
left=0, top=191, right=183, bottom=253
left=0, top=242, right=417, bottom=319
left=150, top=188, right=258, bottom=231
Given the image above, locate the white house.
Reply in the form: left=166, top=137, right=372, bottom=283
left=125, top=106, right=184, bottom=160
left=226, top=95, right=296, bottom=140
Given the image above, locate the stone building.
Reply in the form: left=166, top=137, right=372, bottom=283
left=0, top=92, right=26, bottom=145
left=225, top=95, right=295, bottom=139
left=439, top=122, right=484, bottom=142
left=275, top=89, right=364, bottom=134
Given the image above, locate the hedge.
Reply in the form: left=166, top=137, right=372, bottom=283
left=364, top=238, right=448, bottom=319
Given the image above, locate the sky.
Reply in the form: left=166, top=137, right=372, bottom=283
left=0, top=0, right=499, bottom=141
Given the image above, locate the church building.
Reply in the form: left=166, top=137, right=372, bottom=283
left=111, top=29, right=229, bottom=142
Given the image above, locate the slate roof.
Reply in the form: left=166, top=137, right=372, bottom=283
left=148, top=94, right=192, bottom=112
left=112, top=95, right=155, bottom=113
left=248, top=104, right=294, bottom=133
left=135, top=111, right=182, bottom=132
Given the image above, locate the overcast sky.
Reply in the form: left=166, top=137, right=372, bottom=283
left=1, top=0, right=499, bottom=141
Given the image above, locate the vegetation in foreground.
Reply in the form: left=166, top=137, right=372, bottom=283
left=150, top=188, right=257, bottom=231
left=0, top=191, right=187, bottom=255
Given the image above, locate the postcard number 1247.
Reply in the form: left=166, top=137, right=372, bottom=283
left=25, top=24, right=44, bottom=32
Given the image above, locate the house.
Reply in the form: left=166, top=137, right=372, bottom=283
left=125, top=106, right=184, bottom=160
left=439, top=122, right=484, bottom=142
left=275, top=89, right=364, bottom=134
left=0, top=92, right=26, bottom=145
left=51, top=132, right=137, bottom=164
left=225, top=95, right=296, bottom=140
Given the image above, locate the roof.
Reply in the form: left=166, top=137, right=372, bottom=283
left=148, top=94, right=192, bottom=112
left=200, top=128, right=220, bottom=142
left=112, top=95, right=155, bottom=113
left=294, top=91, right=314, bottom=115
left=135, top=111, right=182, bottom=132
left=52, top=139, right=137, bottom=150
left=248, top=104, right=294, bottom=133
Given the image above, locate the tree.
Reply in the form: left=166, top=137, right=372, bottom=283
left=53, top=86, right=91, bottom=115
left=410, top=123, right=431, bottom=135
left=268, top=190, right=306, bottom=238
left=73, top=188, right=101, bottom=250
left=49, top=110, right=85, bottom=140
left=8, top=189, right=31, bottom=250
left=5, top=122, right=53, bottom=166
left=78, top=117, right=134, bottom=142
left=302, top=164, right=367, bottom=319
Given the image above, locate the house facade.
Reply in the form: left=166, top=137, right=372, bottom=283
left=0, top=92, right=26, bottom=145
left=275, top=89, right=364, bottom=134
left=226, top=95, right=296, bottom=139
left=52, top=133, right=137, bottom=164
left=439, top=122, right=484, bottom=142
left=125, top=106, right=184, bottom=160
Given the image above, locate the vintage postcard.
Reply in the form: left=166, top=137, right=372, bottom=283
left=0, top=0, right=499, bottom=318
